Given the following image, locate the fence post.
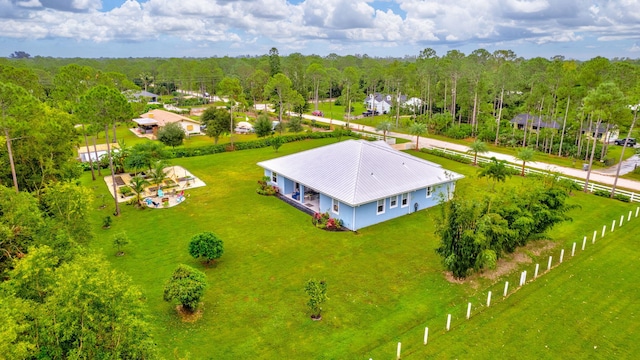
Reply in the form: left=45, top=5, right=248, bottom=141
left=487, top=291, right=492, bottom=307
left=572, top=242, right=576, bottom=256
left=522, top=270, right=527, bottom=284
left=628, top=210, right=632, bottom=221
left=548, top=256, right=553, bottom=271
left=397, top=342, right=401, bottom=360
left=534, top=264, right=539, bottom=278
left=620, top=215, right=624, bottom=227
left=504, top=281, right=509, bottom=297
left=592, top=231, right=597, bottom=244
left=467, top=302, right=472, bottom=319
left=636, top=206, right=639, bottom=218
left=612, top=219, right=616, bottom=232
left=424, top=327, right=429, bottom=345
left=446, top=314, right=451, bottom=331
left=582, top=236, right=587, bottom=251
left=602, top=225, right=606, bottom=238
left=560, top=249, right=565, bottom=263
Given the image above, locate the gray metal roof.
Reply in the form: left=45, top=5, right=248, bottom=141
left=257, top=140, right=464, bottom=206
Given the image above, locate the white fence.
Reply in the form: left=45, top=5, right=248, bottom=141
left=385, top=207, right=640, bottom=359
left=431, top=147, right=640, bottom=202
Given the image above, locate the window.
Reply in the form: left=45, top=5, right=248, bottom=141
left=271, top=172, right=277, bottom=183
left=390, top=195, right=398, bottom=208
left=332, top=198, right=339, bottom=214
left=377, top=199, right=385, bottom=214
left=401, top=193, right=408, bottom=207
left=426, top=186, right=433, bottom=198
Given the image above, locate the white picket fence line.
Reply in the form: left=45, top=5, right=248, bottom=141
left=387, top=207, right=640, bottom=360
left=431, top=147, right=640, bottom=202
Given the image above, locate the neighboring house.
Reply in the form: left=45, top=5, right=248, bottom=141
left=510, top=114, right=561, bottom=130
left=133, top=109, right=201, bottom=137
left=511, top=113, right=609, bottom=139
left=257, top=140, right=464, bottom=231
left=403, top=97, right=423, bottom=110
left=131, top=90, right=159, bottom=103
left=364, top=93, right=419, bottom=114
left=77, top=143, right=119, bottom=163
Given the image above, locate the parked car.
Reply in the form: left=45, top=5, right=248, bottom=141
left=312, top=110, right=324, bottom=117
left=614, top=138, right=636, bottom=146
left=362, top=110, right=374, bottom=117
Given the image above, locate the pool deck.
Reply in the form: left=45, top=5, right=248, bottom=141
left=103, top=165, right=206, bottom=208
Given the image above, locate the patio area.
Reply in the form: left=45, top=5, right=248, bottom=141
left=103, top=165, right=206, bottom=208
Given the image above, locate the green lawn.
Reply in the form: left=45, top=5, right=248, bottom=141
left=82, top=139, right=638, bottom=359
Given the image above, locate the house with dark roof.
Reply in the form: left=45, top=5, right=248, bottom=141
left=257, top=140, right=463, bottom=231
left=511, top=113, right=608, bottom=139
left=510, top=114, right=561, bottom=130
left=132, top=90, right=159, bottom=103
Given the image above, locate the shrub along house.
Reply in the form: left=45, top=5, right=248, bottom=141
left=257, top=140, right=463, bottom=231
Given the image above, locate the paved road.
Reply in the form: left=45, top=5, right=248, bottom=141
left=300, top=113, right=640, bottom=192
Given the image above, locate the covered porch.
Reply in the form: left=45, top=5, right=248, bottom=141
left=133, top=118, right=158, bottom=136
left=281, top=178, right=320, bottom=213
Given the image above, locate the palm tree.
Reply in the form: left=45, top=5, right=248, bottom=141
left=409, top=122, right=428, bottom=150
left=611, top=107, right=637, bottom=198
left=149, top=161, right=168, bottom=196
left=375, top=121, right=393, bottom=142
left=129, top=175, right=150, bottom=207
left=478, top=157, right=511, bottom=190
left=468, top=139, right=488, bottom=166
left=514, top=148, right=535, bottom=176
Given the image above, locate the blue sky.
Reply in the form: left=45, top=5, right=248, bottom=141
left=1, top=0, right=640, bottom=60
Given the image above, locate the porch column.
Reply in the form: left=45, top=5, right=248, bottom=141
left=300, top=185, right=306, bottom=204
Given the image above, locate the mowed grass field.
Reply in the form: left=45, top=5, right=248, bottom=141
left=82, top=138, right=639, bottom=359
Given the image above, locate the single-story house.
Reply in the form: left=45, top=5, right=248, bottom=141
left=511, top=113, right=609, bottom=139
left=510, top=114, right=561, bottom=130
left=132, top=91, right=159, bottom=103
left=257, top=140, right=464, bottom=231
left=133, top=109, right=201, bottom=137
left=77, top=143, right=119, bottom=163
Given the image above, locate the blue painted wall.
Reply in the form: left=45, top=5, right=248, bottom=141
left=262, top=169, right=456, bottom=231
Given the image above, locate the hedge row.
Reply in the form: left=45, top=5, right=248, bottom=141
left=169, top=132, right=339, bottom=158
left=420, top=148, right=472, bottom=164
left=593, top=189, right=631, bottom=202
left=302, top=119, right=331, bottom=130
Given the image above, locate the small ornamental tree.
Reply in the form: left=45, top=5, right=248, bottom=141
left=157, top=122, right=186, bottom=148
left=254, top=114, right=273, bottom=137
left=304, top=279, right=328, bottom=320
left=271, top=136, right=284, bottom=152
left=113, top=231, right=130, bottom=256
left=163, top=264, right=208, bottom=313
left=188, top=232, right=224, bottom=264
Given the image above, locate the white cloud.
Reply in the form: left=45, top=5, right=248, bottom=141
left=1, top=0, right=640, bottom=58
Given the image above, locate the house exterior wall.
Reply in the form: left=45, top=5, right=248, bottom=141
left=264, top=169, right=284, bottom=191
left=351, top=183, right=453, bottom=230
left=262, top=169, right=457, bottom=231
left=179, top=121, right=201, bottom=135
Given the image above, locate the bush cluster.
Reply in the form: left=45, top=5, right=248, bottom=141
left=256, top=176, right=279, bottom=196
left=312, top=212, right=344, bottom=231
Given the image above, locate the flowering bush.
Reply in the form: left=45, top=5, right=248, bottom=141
left=312, top=212, right=343, bottom=231
left=256, top=176, right=279, bottom=196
